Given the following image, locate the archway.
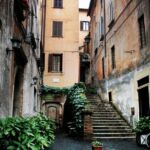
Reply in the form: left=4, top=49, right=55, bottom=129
left=13, top=67, right=24, bottom=116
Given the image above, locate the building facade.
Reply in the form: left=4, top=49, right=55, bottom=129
left=0, top=0, right=44, bottom=117
left=79, top=8, right=91, bottom=83
left=88, top=0, right=150, bottom=125
left=43, top=0, right=79, bottom=87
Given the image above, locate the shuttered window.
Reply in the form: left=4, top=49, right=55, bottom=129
left=48, top=54, right=63, bottom=72
left=52, top=21, right=63, bottom=37
left=54, top=0, right=63, bottom=8
left=138, top=15, right=146, bottom=49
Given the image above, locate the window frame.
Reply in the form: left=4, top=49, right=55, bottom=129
left=80, top=21, right=90, bottom=31
left=138, top=15, right=146, bottom=49
left=111, top=45, right=116, bottom=70
left=48, top=53, right=63, bottom=73
left=52, top=21, right=63, bottom=37
left=54, top=0, right=63, bottom=8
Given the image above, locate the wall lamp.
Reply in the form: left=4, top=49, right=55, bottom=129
left=6, top=38, right=22, bottom=54
left=31, top=76, right=38, bottom=86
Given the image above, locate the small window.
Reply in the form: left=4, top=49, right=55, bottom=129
left=54, top=0, right=63, bottom=8
left=102, top=57, right=105, bottom=78
left=109, top=1, right=114, bottom=22
left=48, top=54, right=63, bottom=73
left=111, top=45, right=116, bottom=69
left=100, top=16, right=104, bottom=38
left=52, top=21, right=63, bottom=37
left=138, top=15, right=146, bottom=49
left=80, top=21, right=89, bottom=31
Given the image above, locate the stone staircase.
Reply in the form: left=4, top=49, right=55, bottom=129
left=87, top=94, right=135, bottom=140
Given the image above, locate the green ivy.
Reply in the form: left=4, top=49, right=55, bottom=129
left=0, top=113, right=55, bottom=150
left=67, top=83, right=88, bottom=134
left=41, top=83, right=88, bottom=136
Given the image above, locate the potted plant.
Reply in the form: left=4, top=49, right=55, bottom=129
left=134, top=116, right=150, bottom=146
left=92, top=140, right=103, bottom=150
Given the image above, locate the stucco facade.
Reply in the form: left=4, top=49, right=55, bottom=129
left=0, top=0, right=43, bottom=117
left=43, top=0, right=79, bottom=87
left=88, top=0, right=150, bottom=125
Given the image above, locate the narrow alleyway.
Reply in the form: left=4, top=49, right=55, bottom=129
left=47, top=132, right=148, bottom=150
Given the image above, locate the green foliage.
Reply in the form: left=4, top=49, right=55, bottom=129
left=0, top=113, right=55, bottom=150
left=92, top=140, right=103, bottom=147
left=41, top=82, right=87, bottom=136
left=67, top=83, right=88, bottom=134
left=134, top=116, right=150, bottom=134
left=40, top=85, right=69, bottom=95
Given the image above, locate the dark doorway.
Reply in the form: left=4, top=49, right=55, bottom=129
left=109, top=92, right=112, bottom=102
left=80, top=66, right=86, bottom=82
left=138, top=86, right=149, bottom=117
left=13, top=67, right=24, bottom=116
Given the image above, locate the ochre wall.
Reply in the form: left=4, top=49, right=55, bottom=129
left=44, top=0, right=79, bottom=87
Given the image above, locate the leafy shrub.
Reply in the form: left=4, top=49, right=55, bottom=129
left=0, top=113, right=55, bottom=150
left=92, top=140, right=103, bottom=147
left=66, top=83, right=88, bottom=135
left=134, top=116, right=150, bottom=134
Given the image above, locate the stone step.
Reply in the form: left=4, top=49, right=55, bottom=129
left=93, top=128, right=132, bottom=133
left=93, top=122, right=128, bottom=126
left=92, top=136, right=135, bottom=140
left=92, top=119, right=125, bottom=122
left=93, top=125, right=131, bottom=129
left=93, top=132, right=135, bottom=137
left=92, top=116, right=121, bottom=119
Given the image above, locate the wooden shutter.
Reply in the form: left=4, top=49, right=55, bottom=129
left=58, top=22, right=62, bottom=37
left=48, top=54, right=53, bottom=72
left=60, top=54, right=63, bottom=72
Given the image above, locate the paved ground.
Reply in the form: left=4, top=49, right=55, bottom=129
left=48, top=132, right=149, bottom=150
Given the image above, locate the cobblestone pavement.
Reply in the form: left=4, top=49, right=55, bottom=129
left=48, top=133, right=149, bottom=150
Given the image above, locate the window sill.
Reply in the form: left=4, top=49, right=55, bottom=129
left=47, top=72, right=64, bottom=76
left=53, top=7, right=63, bottom=9
left=52, top=36, right=63, bottom=38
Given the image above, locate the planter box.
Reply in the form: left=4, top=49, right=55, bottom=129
left=92, top=146, right=103, bottom=150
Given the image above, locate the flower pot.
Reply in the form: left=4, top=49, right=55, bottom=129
left=92, top=146, right=103, bottom=150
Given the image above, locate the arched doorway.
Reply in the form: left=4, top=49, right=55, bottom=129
left=13, top=67, right=24, bottom=116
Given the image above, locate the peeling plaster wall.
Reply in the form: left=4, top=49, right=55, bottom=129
left=98, top=63, right=150, bottom=126
left=0, top=0, right=14, bottom=117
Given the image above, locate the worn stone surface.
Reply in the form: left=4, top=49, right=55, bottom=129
left=48, top=133, right=148, bottom=150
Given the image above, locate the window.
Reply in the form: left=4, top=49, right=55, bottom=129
left=80, top=21, right=89, bottom=31
left=138, top=15, right=146, bottom=49
left=48, top=54, right=63, bottom=72
left=54, top=0, right=63, bottom=8
left=111, top=46, right=116, bottom=69
left=109, top=1, right=114, bottom=22
left=102, top=57, right=105, bottom=78
left=100, top=16, right=104, bottom=40
left=52, top=21, right=63, bottom=37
